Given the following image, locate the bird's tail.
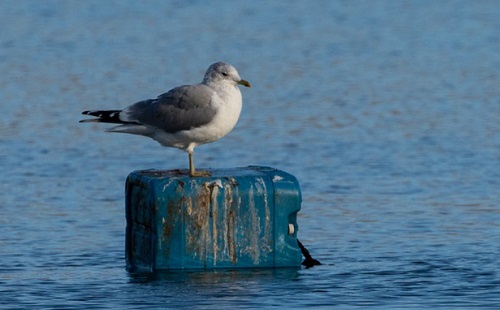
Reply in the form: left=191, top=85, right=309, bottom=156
left=79, top=110, right=124, bottom=124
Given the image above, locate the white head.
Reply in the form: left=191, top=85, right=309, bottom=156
left=202, top=62, right=251, bottom=88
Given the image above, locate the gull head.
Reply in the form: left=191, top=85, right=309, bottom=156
left=203, top=62, right=251, bottom=88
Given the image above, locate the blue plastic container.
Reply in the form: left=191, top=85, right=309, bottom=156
left=125, top=166, right=302, bottom=271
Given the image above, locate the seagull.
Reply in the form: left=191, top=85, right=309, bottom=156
left=80, top=62, right=251, bottom=177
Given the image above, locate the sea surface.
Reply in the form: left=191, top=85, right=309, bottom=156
left=1, top=1, right=499, bottom=309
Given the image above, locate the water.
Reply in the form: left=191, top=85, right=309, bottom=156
left=1, top=0, right=499, bottom=308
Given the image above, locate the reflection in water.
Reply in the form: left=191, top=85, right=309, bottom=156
left=129, top=267, right=300, bottom=285
left=125, top=268, right=303, bottom=308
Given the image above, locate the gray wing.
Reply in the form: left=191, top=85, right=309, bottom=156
left=122, top=84, right=217, bottom=133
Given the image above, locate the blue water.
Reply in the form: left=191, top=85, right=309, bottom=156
left=1, top=0, right=499, bottom=308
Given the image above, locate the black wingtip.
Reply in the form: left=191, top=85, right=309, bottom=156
left=81, top=110, right=105, bottom=116
left=78, top=109, right=134, bottom=125
left=79, top=110, right=101, bottom=123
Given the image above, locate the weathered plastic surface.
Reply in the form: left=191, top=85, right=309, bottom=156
left=125, top=166, right=302, bottom=271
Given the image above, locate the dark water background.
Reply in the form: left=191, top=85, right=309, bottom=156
left=1, top=1, right=499, bottom=308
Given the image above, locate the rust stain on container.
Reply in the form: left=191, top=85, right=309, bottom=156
left=182, top=177, right=271, bottom=266
left=224, top=181, right=237, bottom=264
left=184, top=182, right=211, bottom=263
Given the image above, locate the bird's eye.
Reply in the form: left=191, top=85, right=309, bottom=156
left=222, top=72, right=228, bottom=77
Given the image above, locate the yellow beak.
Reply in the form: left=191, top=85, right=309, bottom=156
left=237, top=79, right=251, bottom=88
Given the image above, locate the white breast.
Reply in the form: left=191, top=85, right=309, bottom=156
left=189, top=86, right=242, bottom=143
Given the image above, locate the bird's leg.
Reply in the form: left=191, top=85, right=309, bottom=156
left=188, top=151, right=196, bottom=176
left=188, top=150, right=211, bottom=177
